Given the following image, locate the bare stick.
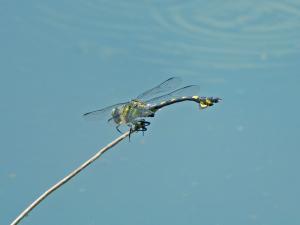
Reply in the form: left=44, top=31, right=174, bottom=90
left=10, top=131, right=131, bottom=225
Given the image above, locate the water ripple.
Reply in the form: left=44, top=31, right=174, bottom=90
left=18, top=0, right=300, bottom=70
left=148, top=1, right=300, bottom=69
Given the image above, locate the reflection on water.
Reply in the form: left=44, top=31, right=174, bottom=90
left=24, top=0, right=300, bottom=70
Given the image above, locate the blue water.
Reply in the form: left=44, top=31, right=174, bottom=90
left=1, top=1, right=300, bottom=224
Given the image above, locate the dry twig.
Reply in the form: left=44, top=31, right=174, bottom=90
left=10, top=131, right=131, bottom=225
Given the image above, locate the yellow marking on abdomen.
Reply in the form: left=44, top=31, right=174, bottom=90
left=192, top=96, right=199, bottom=99
left=206, top=99, right=212, bottom=104
left=200, top=102, right=208, bottom=109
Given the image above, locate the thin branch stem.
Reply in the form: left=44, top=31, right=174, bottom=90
left=10, top=131, right=131, bottom=225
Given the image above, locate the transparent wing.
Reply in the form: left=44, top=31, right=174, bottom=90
left=136, top=77, right=182, bottom=101
left=145, top=85, right=200, bottom=105
left=82, top=102, right=128, bottom=121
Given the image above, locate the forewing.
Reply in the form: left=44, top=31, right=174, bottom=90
left=146, top=85, right=200, bottom=105
left=82, top=102, right=127, bottom=121
left=136, top=77, right=182, bottom=101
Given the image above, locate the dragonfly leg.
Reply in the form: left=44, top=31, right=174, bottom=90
left=124, top=119, right=151, bottom=140
left=128, top=124, right=134, bottom=141
left=116, top=125, right=123, bottom=134
left=133, top=119, right=150, bottom=134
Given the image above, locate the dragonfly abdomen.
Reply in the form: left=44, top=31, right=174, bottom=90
left=150, top=96, right=221, bottom=111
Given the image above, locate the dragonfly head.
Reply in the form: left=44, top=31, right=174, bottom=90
left=111, top=107, right=122, bottom=124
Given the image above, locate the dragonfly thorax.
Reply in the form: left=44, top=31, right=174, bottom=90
left=111, top=100, right=155, bottom=125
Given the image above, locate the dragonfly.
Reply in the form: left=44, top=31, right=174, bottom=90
left=83, top=77, right=221, bottom=135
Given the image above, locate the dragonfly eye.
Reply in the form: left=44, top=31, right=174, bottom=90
left=111, top=108, right=120, bottom=117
